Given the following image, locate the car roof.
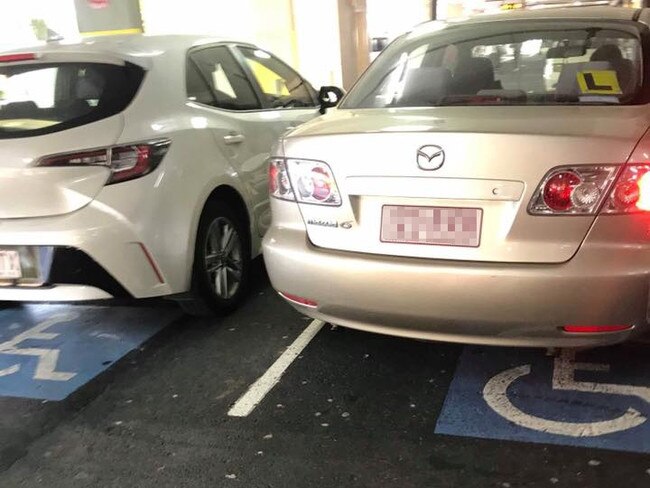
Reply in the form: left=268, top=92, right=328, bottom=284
left=418, top=6, right=640, bottom=30
left=466, top=6, right=639, bottom=23
left=0, top=34, right=257, bottom=64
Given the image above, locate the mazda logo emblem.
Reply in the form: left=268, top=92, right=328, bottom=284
left=417, top=145, right=445, bottom=171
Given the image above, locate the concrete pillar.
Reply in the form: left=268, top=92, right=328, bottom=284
left=352, top=0, right=369, bottom=80
left=291, top=0, right=343, bottom=88
left=338, top=0, right=369, bottom=90
left=74, top=0, right=142, bottom=37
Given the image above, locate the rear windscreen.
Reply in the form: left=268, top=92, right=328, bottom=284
left=342, top=22, right=644, bottom=108
left=0, top=62, right=144, bottom=139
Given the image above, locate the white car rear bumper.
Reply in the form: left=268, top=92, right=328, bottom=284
left=0, top=200, right=173, bottom=301
left=0, top=284, right=112, bottom=301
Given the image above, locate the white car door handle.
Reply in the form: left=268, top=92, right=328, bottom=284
left=223, top=133, right=245, bottom=145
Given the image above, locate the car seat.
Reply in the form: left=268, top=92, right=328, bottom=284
left=187, top=69, right=216, bottom=106
left=590, top=44, right=635, bottom=94
left=399, top=67, right=452, bottom=106
left=452, top=57, right=502, bottom=95
left=76, top=69, right=105, bottom=101
left=0, top=101, right=39, bottom=119
left=546, top=46, right=566, bottom=59
left=555, top=61, right=611, bottom=98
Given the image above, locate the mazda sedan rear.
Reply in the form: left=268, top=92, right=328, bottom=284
left=263, top=7, right=650, bottom=348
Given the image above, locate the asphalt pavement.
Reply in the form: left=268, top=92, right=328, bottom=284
left=0, top=260, right=649, bottom=487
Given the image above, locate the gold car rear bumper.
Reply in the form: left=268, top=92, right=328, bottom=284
left=263, top=225, right=649, bottom=348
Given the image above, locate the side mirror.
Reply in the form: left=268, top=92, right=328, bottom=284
left=370, top=37, right=388, bottom=53
left=318, top=86, right=345, bottom=114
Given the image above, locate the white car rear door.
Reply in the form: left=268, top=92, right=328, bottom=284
left=233, top=45, right=320, bottom=139
left=188, top=45, right=275, bottom=239
left=187, top=45, right=319, bottom=238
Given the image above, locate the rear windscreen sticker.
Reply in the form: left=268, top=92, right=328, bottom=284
left=576, top=70, right=622, bottom=95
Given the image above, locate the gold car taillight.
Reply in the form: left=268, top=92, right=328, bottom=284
left=528, top=165, right=619, bottom=215
left=601, top=164, right=650, bottom=214
left=268, top=158, right=341, bottom=206
left=530, top=129, right=650, bottom=216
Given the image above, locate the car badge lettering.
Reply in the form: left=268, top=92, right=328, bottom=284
left=417, top=145, right=445, bottom=171
left=306, top=219, right=354, bottom=229
left=307, top=219, right=339, bottom=228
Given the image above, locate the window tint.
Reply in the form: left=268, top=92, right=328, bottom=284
left=238, top=47, right=316, bottom=108
left=0, top=62, right=144, bottom=139
left=186, top=62, right=215, bottom=106
left=342, top=23, right=643, bottom=108
left=188, top=46, right=260, bottom=110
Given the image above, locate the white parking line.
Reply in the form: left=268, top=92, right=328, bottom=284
left=228, top=319, right=325, bottom=417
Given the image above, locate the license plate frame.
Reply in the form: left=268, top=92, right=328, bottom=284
left=0, top=250, right=22, bottom=280
left=380, top=205, right=483, bottom=248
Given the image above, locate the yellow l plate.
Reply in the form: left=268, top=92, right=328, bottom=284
left=576, top=70, right=622, bottom=95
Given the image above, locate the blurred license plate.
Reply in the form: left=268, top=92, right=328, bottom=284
left=381, top=205, right=482, bottom=247
left=0, top=250, right=21, bottom=279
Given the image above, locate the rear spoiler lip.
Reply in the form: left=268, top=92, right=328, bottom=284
left=0, top=50, right=153, bottom=70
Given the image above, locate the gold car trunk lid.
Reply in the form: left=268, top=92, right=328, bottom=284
left=284, top=107, right=648, bottom=264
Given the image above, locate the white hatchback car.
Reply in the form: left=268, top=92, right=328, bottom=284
left=0, top=35, right=320, bottom=313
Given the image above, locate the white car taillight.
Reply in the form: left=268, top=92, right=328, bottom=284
left=528, top=165, right=619, bottom=215
left=268, top=158, right=295, bottom=201
left=37, top=139, right=171, bottom=185
left=269, top=158, right=341, bottom=206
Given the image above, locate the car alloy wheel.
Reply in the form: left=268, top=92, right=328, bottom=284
left=204, top=217, right=243, bottom=300
left=179, top=199, right=251, bottom=316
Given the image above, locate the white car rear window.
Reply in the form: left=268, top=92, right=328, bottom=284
left=0, top=62, right=144, bottom=139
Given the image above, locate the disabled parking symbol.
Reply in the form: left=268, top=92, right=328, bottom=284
left=0, top=313, right=78, bottom=382
left=435, top=346, right=650, bottom=453
left=484, top=350, right=649, bottom=437
left=0, top=305, right=172, bottom=401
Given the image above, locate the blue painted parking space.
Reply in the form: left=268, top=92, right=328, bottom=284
left=435, top=346, right=650, bottom=454
left=0, top=305, right=176, bottom=401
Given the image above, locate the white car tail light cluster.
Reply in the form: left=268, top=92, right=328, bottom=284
left=36, top=139, right=171, bottom=185
left=269, top=158, right=341, bottom=206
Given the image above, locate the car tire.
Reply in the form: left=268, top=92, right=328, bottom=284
left=180, top=199, right=251, bottom=316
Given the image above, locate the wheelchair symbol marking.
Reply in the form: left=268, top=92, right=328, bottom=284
left=483, top=350, right=650, bottom=437
left=0, top=313, right=79, bottom=381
